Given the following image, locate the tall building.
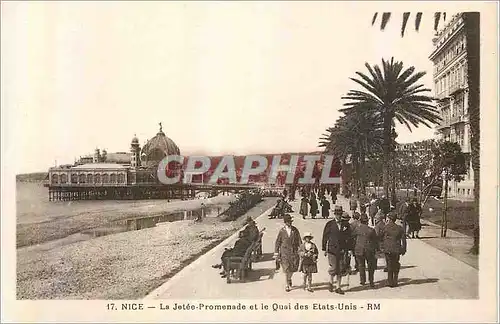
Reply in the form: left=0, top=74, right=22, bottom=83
left=429, top=13, right=473, bottom=200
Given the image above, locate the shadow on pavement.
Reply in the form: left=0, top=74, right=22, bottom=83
left=376, top=265, right=416, bottom=270
left=344, top=277, right=439, bottom=293
left=245, top=268, right=277, bottom=282
left=397, top=277, right=439, bottom=287
left=255, top=253, right=274, bottom=263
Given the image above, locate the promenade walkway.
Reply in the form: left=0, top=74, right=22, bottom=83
left=146, top=195, right=478, bottom=300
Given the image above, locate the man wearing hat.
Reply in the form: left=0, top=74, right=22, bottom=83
left=352, top=214, right=378, bottom=287
left=380, top=213, right=407, bottom=287
left=242, top=216, right=259, bottom=242
left=322, top=209, right=351, bottom=295
left=274, top=214, right=302, bottom=292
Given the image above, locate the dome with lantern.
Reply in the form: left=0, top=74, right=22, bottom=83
left=141, top=123, right=181, bottom=167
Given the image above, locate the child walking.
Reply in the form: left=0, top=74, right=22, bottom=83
left=298, top=232, right=319, bottom=292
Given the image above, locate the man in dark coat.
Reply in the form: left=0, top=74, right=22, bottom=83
left=379, top=195, right=391, bottom=216
left=380, top=213, right=407, bottom=287
left=368, top=194, right=379, bottom=226
left=212, top=231, right=252, bottom=277
left=322, top=211, right=351, bottom=295
left=274, top=214, right=302, bottom=292
left=374, top=212, right=388, bottom=272
left=320, top=196, right=331, bottom=219
left=352, top=215, right=378, bottom=287
left=309, top=192, right=319, bottom=218
left=398, top=198, right=411, bottom=238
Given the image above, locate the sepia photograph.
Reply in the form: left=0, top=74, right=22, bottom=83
left=1, top=1, right=498, bottom=323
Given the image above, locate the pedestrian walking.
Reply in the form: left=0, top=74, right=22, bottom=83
left=398, top=198, right=411, bottom=238
left=309, top=192, right=319, bottom=219
left=322, top=210, right=351, bottom=295
left=349, top=195, right=358, bottom=216
left=379, top=195, right=391, bottom=216
left=298, top=232, right=319, bottom=292
left=407, top=198, right=422, bottom=238
left=374, top=212, right=388, bottom=272
left=368, top=194, right=379, bottom=226
left=299, top=196, right=309, bottom=219
left=274, top=214, right=302, bottom=292
left=358, top=193, right=369, bottom=214
left=380, top=213, right=407, bottom=287
left=320, top=196, right=331, bottom=219
left=352, top=214, right=378, bottom=288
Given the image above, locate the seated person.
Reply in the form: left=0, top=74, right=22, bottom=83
left=212, top=231, right=252, bottom=278
left=242, top=216, right=260, bottom=242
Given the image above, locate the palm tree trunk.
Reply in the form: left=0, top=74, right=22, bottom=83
left=382, top=115, right=392, bottom=198
left=359, top=149, right=366, bottom=195
left=352, top=153, right=360, bottom=197
left=464, top=12, right=480, bottom=254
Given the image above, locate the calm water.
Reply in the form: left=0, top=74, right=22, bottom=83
left=16, top=182, right=228, bottom=239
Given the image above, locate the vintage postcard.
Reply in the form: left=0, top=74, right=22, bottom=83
left=1, top=1, right=498, bottom=323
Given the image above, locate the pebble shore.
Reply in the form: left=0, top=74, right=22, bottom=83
left=16, top=198, right=276, bottom=299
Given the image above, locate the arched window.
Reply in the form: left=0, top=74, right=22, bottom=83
left=71, top=174, right=78, bottom=184
left=95, top=174, right=101, bottom=184
left=61, top=174, right=67, bottom=184
left=87, top=174, right=93, bottom=184
left=102, top=173, right=109, bottom=183
left=110, top=173, right=117, bottom=183
left=51, top=174, right=59, bottom=184
left=118, top=174, right=125, bottom=184
left=79, top=174, right=86, bottom=183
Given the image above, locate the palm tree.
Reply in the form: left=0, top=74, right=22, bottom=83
left=319, top=108, right=383, bottom=195
left=372, top=12, right=480, bottom=253
left=341, top=58, right=441, bottom=201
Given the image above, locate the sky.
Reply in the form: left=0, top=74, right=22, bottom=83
left=2, top=2, right=455, bottom=174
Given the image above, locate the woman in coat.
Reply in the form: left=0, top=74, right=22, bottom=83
left=300, top=196, right=309, bottom=219
left=407, top=199, right=422, bottom=238
left=309, top=192, right=319, bottom=218
left=320, top=196, right=331, bottom=219
left=274, top=214, right=302, bottom=292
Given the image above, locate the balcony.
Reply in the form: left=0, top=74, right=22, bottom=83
left=436, top=120, right=451, bottom=130
left=449, top=83, right=467, bottom=96
left=450, top=114, right=468, bottom=125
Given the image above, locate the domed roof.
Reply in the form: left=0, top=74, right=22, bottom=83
left=131, top=134, right=139, bottom=144
left=141, top=123, right=180, bottom=163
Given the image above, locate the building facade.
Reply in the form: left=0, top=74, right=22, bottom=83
left=429, top=13, right=474, bottom=200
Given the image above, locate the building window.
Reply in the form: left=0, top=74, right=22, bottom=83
left=61, top=174, right=67, bottom=184
left=87, top=174, right=93, bottom=184
left=79, top=174, right=86, bottom=183
left=118, top=174, right=125, bottom=184
left=103, top=174, right=109, bottom=183
left=95, top=174, right=101, bottom=183
left=467, top=189, right=470, bottom=196
left=51, top=174, right=59, bottom=184
left=71, top=174, right=78, bottom=184
left=110, top=173, right=117, bottom=183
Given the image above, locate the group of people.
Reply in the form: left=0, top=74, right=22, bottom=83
left=274, top=203, right=407, bottom=294
left=299, top=186, right=338, bottom=219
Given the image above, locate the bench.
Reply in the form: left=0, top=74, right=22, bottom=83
left=225, top=241, right=258, bottom=283
left=226, top=228, right=265, bottom=284
left=251, top=232, right=264, bottom=262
